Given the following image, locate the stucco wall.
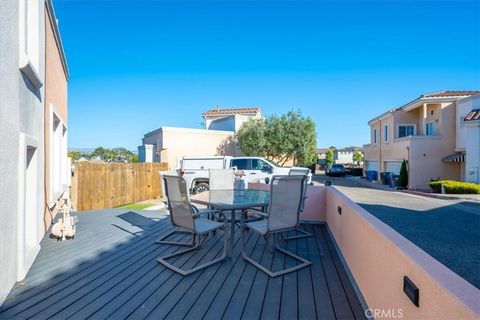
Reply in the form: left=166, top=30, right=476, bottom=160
left=208, top=115, right=235, bottom=131
left=324, top=187, right=480, bottom=320
left=159, top=127, right=235, bottom=169
left=0, top=0, right=22, bottom=304
left=44, top=8, right=68, bottom=228
left=465, top=125, right=480, bottom=183
left=0, top=0, right=46, bottom=305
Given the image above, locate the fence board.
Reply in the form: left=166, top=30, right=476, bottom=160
left=71, top=162, right=168, bottom=211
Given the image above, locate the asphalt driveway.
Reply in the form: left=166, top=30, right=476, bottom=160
left=313, top=174, right=480, bottom=290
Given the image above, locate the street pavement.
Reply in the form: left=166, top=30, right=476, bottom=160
left=313, top=174, right=480, bottom=290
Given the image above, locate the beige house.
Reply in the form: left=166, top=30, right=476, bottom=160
left=44, top=0, right=70, bottom=229
left=139, top=107, right=261, bottom=169
left=364, top=91, right=480, bottom=189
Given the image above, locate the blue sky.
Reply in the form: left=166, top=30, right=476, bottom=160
left=55, top=0, right=480, bottom=150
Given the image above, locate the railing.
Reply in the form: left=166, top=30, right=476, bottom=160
left=71, top=162, right=168, bottom=211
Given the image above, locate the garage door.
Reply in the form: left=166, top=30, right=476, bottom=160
left=385, top=161, right=402, bottom=175
left=365, top=161, right=379, bottom=171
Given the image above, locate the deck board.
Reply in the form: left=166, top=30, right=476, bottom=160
left=0, top=209, right=365, bottom=320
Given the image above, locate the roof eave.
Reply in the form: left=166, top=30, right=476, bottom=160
left=45, top=0, right=70, bottom=80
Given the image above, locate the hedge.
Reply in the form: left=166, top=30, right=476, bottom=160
left=429, top=180, right=480, bottom=194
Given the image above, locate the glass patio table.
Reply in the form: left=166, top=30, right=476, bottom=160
left=190, top=189, right=270, bottom=256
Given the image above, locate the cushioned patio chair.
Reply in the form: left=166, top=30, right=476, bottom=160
left=156, top=175, right=228, bottom=275
left=156, top=173, right=224, bottom=247
left=281, top=168, right=313, bottom=240
left=241, top=175, right=312, bottom=277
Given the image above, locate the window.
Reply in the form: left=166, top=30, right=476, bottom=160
left=373, top=128, right=377, bottom=144
left=231, top=159, right=250, bottom=170
left=426, top=122, right=436, bottom=136
left=398, top=125, right=415, bottom=138
left=252, top=159, right=272, bottom=171
left=50, top=107, right=68, bottom=201
left=384, top=125, right=389, bottom=142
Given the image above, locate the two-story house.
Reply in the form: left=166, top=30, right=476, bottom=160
left=138, top=107, right=261, bottom=169
left=0, top=0, right=69, bottom=304
left=363, top=91, right=480, bottom=189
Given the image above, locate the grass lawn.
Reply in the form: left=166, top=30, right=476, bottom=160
left=118, top=203, right=154, bottom=210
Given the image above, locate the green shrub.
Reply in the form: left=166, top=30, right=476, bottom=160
left=429, top=180, right=443, bottom=193
left=399, top=160, right=408, bottom=188
left=429, top=180, right=480, bottom=194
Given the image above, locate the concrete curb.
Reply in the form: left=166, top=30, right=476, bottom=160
left=401, top=190, right=480, bottom=202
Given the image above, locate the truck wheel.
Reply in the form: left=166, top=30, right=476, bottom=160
left=193, top=183, right=209, bottom=194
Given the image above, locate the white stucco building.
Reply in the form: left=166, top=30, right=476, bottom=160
left=456, top=95, right=480, bottom=183
left=0, top=0, right=69, bottom=305
left=139, top=107, right=261, bottom=169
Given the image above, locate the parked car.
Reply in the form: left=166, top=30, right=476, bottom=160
left=327, top=164, right=346, bottom=177
left=178, top=156, right=313, bottom=194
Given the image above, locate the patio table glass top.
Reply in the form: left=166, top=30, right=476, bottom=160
left=190, top=189, right=270, bottom=209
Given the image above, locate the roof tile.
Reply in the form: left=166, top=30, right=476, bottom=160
left=202, top=107, right=261, bottom=117
left=423, top=91, right=480, bottom=98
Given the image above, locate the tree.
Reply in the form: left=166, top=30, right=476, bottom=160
left=325, top=148, right=335, bottom=169
left=236, top=110, right=317, bottom=167
left=68, top=151, right=82, bottom=161
left=399, top=160, right=408, bottom=188
left=352, top=148, right=363, bottom=166
left=236, top=118, right=267, bottom=157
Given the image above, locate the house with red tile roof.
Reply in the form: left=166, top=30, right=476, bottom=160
left=138, top=107, right=261, bottom=168
left=202, top=107, right=262, bottom=131
left=364, top=91, right=480, bottom=189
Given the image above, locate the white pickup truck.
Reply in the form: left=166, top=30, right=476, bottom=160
left=178, top=156, right=312, bottom=194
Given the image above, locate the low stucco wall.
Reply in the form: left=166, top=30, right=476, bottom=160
left=325, top=187, right=480, bottom=319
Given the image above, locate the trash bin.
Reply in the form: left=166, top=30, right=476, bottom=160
left=366, top=170, right=378, bottom=182
left=390, top=173, right=400, bottom=187
left=380, top=172, right=391, bottom=185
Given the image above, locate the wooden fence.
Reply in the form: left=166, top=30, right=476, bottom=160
left=71, top=162, right=169, bottom=211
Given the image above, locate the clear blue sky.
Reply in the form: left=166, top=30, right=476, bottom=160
left=55, top=0, right=480, bottom=151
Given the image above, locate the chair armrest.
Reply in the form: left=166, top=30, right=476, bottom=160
left=192, top=209, right=221, bottom=218
left=243, top=208, right=268, bottom=218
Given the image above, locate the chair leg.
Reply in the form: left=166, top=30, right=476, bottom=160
left=155, top=229, right=197, bottom=246
left=242, top=231, right=311, bottom=278
left=281, top=227, right=312, bottom=241
left=157, top=227, right=228, bottom=276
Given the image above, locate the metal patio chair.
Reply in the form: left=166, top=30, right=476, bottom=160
left=156, top=175, right=228, bottom=275
left=240, top=175, right=312, bottom=277
left=156, top=173, right=223, bottom=247
left=281, top=168, right=313, bottom=240
left=209, top=169, right=235, bottom=190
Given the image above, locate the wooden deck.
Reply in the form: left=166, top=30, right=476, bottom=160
left=0, top=209, right=365, bottom=320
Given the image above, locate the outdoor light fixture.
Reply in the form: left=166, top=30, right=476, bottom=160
left=403, top=276, right=420, bottom=307
left=337, top=206, right=342, bottom=215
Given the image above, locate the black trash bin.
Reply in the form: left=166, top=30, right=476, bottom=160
left=380, top=172, right=391, bottom=185
left=390, top=173, right=400, bottom=187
